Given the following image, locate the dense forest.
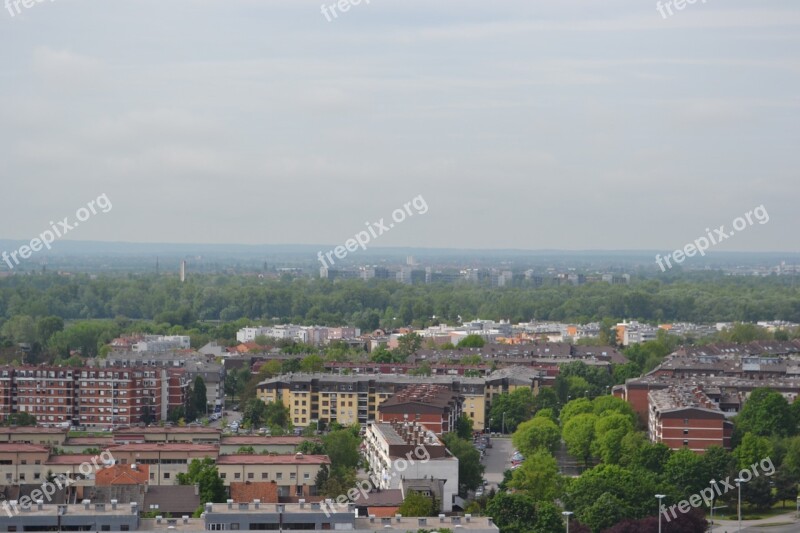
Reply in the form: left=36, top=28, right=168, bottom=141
left=0, top=272, right=797, bottom=363
left=1, top=273, right=799, bottom=327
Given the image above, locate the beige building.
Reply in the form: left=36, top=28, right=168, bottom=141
left=104, top=443, right=219, bottom=485
left=219, top=436, right=306, bottom=455
left=112, top=426, right=221, bottom=444
left=215, top=453, right=329, bottom=497
left=0, top=427, right=68, bottom=447
left=0, top=443, right=50, bottom=485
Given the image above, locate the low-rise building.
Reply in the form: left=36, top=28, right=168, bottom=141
left=104, top=443, right=219, bottom=485
left=215, top=453, right=329, bottom=499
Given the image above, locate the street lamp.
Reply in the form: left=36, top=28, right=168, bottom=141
left=561, top=511, right=573, bottom=533
left=655, top=494, right=666, bottom=533
left=502, top=412, right=506, bottom=435
left=709, top=480, right=715, bottom=532
left=735, top=477, right=744, bottom=532
left=796, top=496, right=800, bottom=519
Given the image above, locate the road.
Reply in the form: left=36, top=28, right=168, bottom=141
left=482, top=437, right=513, bottom=490
left=710, top=511, right=799, bottom=533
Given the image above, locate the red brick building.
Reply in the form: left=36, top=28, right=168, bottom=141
left=648, top=387, right=733, bottom=453
left=0, top=366, right=188, bottom=429
left=377, top=384, right=463, bottom=434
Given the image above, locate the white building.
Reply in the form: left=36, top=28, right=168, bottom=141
left=133, top=335, right=191, bottom=353
left=364, top=421, right=459, bottom=512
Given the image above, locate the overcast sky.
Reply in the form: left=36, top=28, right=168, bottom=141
left=1, top=0, right=798, bottom=252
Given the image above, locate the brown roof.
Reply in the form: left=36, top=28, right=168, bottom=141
left=95, top=464, right=150, bottom=486
left=216, top=454, right=330, bottom=465
left=230, top=482, right=278, bottom=504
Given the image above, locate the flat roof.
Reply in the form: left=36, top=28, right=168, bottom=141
left=46, top=454, right=103, bottom=465
left=115, top=427, right=221, bottom=434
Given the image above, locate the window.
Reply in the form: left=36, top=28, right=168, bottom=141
left=290, top=472, right=296, bottom=480
left=261, top=473, right=268, bottom=480
left=164, top=473, right=170, bottom=479
left=234, top=473, right=241, bottom=479
left=220, top=473, right=226, bottom=479
left=683, top=440, right=689, bottom=447
left=683, top=418, right=689, bottom=425
left=276, top=473, right=282, bottom=480
left=303, top=473, right=310, bottom=480
left=248, top=473, right=254, bottom=479
left=19, top=474, right=24, bottom=481
left=34, top=473, right=40, bottom=480
left=683, top=429, right=689, bottom=435
left=101, top=526, right=110, bottom=532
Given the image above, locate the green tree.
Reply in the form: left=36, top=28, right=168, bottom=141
left=457, top=334, right=485, bottom=348
left=735, top=388, right=794, bottom=438
left=559, top=398, right=593, bottom=426
left=193, top=376, right=208, bottom=416
left=177, top=458, right=226, bottom=503
left=734, top=433, right=773, bottom=471
left=508, top=448, right=560, bottom=502
left=592, top=413, right=633, bottom=464
left=300, top=354, right=325, bottom=373
left=488, top=388, right=535, bottom=433
left=455, top=414, right=474, bottom=440
left=485, top=492, right=538, bottom=533
left=398, top=490, right=434, bottom=517
left=395, top=332, right=423, bottom=359
left=513, top=417, right=561, bottom=456
left=562, top=413, right=597, bottom=468
left=441, top=433, right=485, bottom=494
left=322, top=428, right=361, bottom=472
left=663, top=448, right=707, bottom=497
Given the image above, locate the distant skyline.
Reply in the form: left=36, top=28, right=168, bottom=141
left=1, top=0, right=798, bottom=252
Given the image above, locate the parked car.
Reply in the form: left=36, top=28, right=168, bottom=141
left=475, top=487, right=484, bottom=498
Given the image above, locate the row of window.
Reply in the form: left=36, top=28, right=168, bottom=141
left=218, top=471, right=310, bottom=481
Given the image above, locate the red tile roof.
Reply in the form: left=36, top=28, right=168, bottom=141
left=95, top=464, right=149, bottom=486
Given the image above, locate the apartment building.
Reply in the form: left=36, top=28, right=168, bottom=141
left=257, top=374, right=486, bottom=430
left=215, top=453, right=329, bottom=498
left=0, top=366, right=188, bottom=429
left=363, top=421, right=458, bottom=512
left=14, top=367, right=78, bottom=426
left=648, top=387, right=733, bottom=452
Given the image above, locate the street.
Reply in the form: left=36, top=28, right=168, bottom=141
left=482, top=437, right=513, bottom=490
